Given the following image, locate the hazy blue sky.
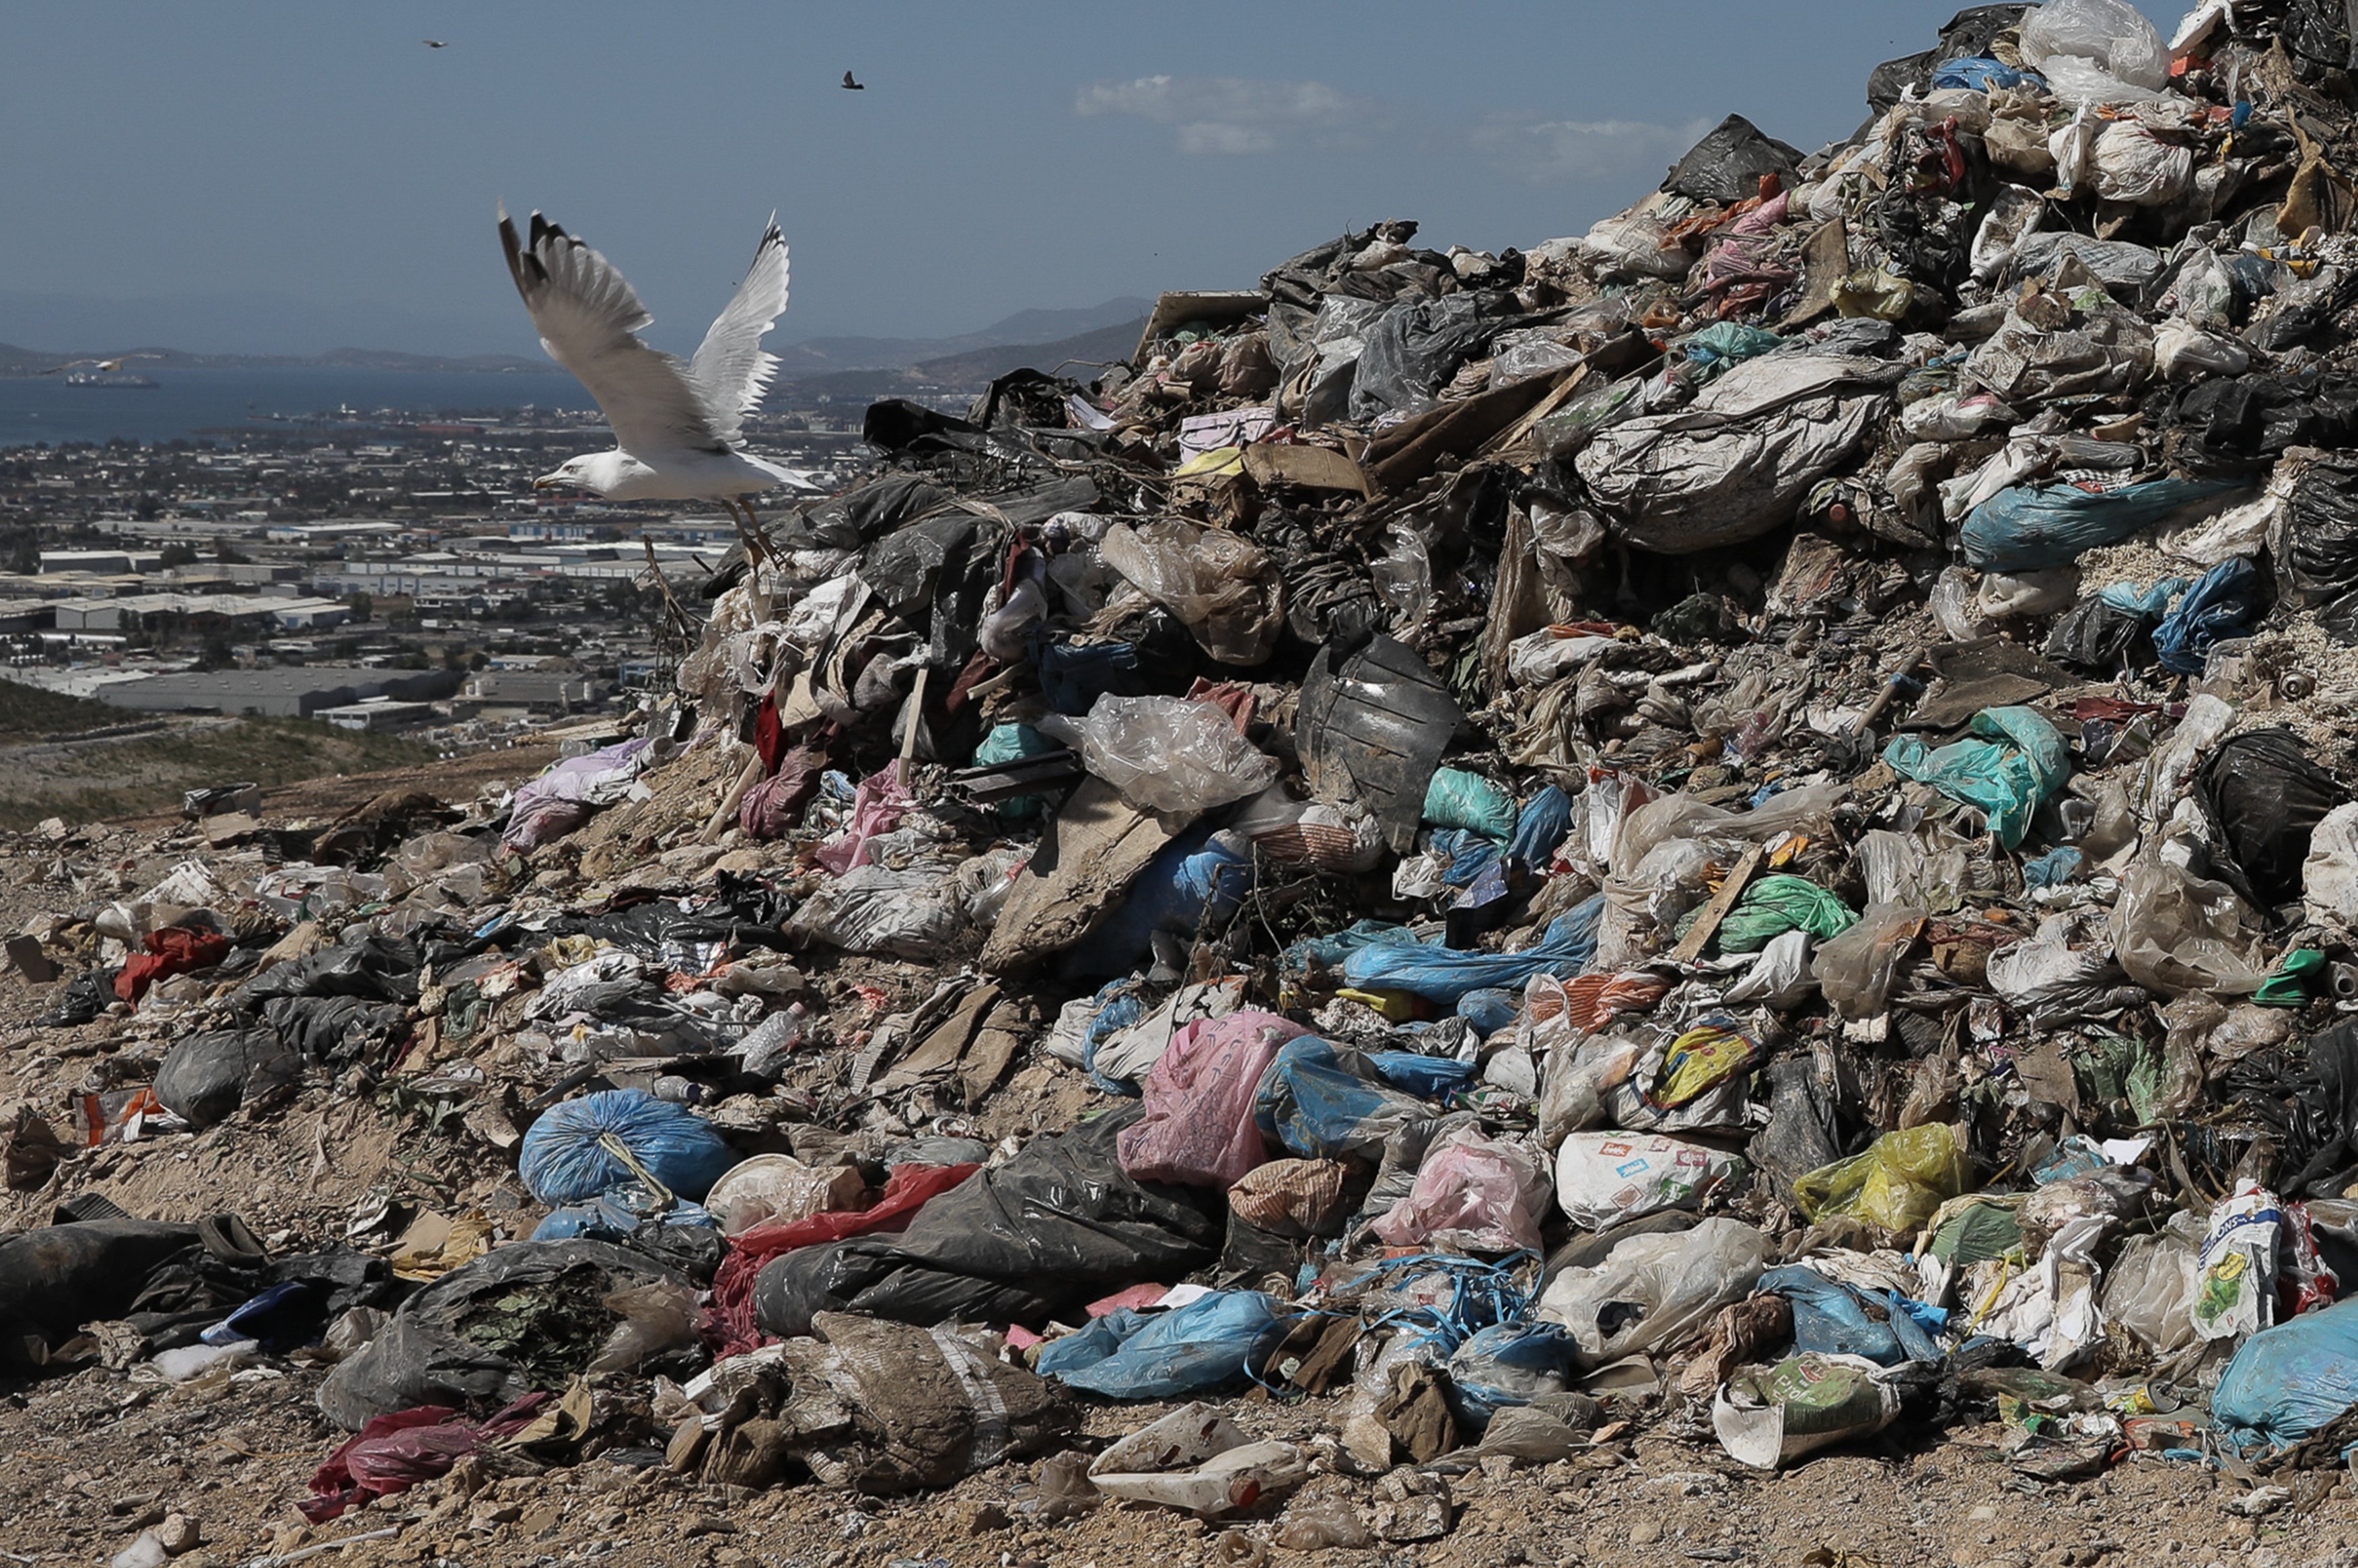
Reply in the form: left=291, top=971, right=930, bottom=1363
left=0, top=1, right=2186, bottom=357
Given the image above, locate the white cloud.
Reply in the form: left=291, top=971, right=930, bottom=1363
left=1074, top=75, right=1369, bottom=155
left=1470, top=115, right=1717, bottom=182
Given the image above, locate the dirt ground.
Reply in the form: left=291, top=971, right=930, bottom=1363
left=0, top=1367, right=2345, bottom=1568
left=0, top=751, right=2349, bottom=1568
left=0, top=715, right=552, bottom=832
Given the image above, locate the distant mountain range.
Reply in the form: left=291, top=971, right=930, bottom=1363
left=0, top=343, right=557, bottom=376
left=768, top=296, right=1152, bottom=375
left=0, top=295, right=1158, bottom=387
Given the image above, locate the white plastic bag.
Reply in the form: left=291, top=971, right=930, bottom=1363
left=1813, top=903, right=1924, bottom=1021
left=1578, top=212, right=1694, bottom=281
left=1538, top=1217, right=1768, bottom=1364
left=2019, top=0, right=2170, bottom=102
left=2092, top=121, right=2193, bottom=205
left=1554, top=1131, right=1744, bottom=1227
left=2153, top=318, right=2252, bottom=380
left=1974, top=566, right=2079, bottom=619
left=2193, top=1181, right=2282, bottom=1342
left=2110, top=853, right=2270, bottom=997
left=2304, top=802, right=2358, bottom=927
left=1076, top=694, right=1278, bottom=814
left=702, top=1155, right=866, bottom=1237
left=1100, top=520, right=1284, bottom=664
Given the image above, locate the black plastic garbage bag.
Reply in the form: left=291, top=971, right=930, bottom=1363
left=317, top=1240, right=688, bottom=1431
left=1349, top=291, right=1517, bottom=422
left=1664, top=114, right=1805, bottom=205
left=125, top=1238, right=395, bottom=1353
left=153, top=1028, right=301, bottom=1127
left=1865, top=5, right=2035, bottom=113
left=2159, top=372, right=2358, bottom=476
left=34, top=968, right=116, bottom=1029
left=262, top=995, right=409, bottom=1065
left=2197, top=729, right=2347, bottom=908
left=1297, top=633, right=1468, bottom=855
left=752, top=1104, right=1223, bottom=1339
left=2274, top=450, right=2358, bottom=614
left=1748, top=1056, right=1845, bottom=1205
left=2221, top=1020, right=2358, bottom=1198
left=234, top=933, right=421, bottom=1009
left=2044, top=595, right=2153, bottom=674
left=0, top=1220, right=201, bottom=1351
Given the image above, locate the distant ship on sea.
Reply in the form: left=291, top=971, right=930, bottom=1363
left=61, top=369, right=159, bottom=389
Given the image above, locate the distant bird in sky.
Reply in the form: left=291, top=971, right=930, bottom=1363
left=42, top=353, right=160, bottom=375
left=497, top=207, right=816, bottom=531
left=841, top=70, right=864, bottom=89
left=423, top=38, right=448, bottom=48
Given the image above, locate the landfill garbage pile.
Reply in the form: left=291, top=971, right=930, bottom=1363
left=32, top=1, right=2358, bottom=1561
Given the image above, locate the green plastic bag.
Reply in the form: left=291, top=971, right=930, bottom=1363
left=1713, top=1352, right=1900, bottom=1468
left=1423, top=767, right=1517, bottom=842
left=1925, top=1196, right=2024, bottom=1267
left=973, top=723, right=1059, bottom=820
left=1793, top=1123, right=1973, bottom=1236
left=2254, top=949, right=2326, bottom=1007
left=1713, top=875, right=1859, bottom=954
left=1883, top=706, right=2069, bottom=850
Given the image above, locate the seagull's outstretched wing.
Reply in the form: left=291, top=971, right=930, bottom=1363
left=498, top=207, right=727, bottom=455
left=687, top=217, right=789, bottom=446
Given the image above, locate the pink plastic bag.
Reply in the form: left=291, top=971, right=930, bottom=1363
left=1117, top=1010, right=1308, bottom=1188
left=814, top=764, right=913, bottom=875
left=1369, top=1126, right=1550, bottom=1254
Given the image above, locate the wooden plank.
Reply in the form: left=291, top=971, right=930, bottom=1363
left=1670, top=843, right=1766, bottom=965
left=978, top=776, right=1195, bottom=974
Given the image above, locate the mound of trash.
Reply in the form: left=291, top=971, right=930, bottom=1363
left=24, top=0, right=2358, bottom=1554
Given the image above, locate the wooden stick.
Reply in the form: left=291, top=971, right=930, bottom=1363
left=1672, top=843, right=1765, bottom=966
left=701, top=753, right=764, bottom=843
left=1851, top=644, right=1928, bottom=736
left=898, top=666, right=929, bottom=780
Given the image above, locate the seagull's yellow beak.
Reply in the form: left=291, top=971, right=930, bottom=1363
left=533, top=474, right=562, bottom=490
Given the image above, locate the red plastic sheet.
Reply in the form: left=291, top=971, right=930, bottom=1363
left=115, top=925, right=230, bottom=1005
left=706, top=1161, right=978, bottom=1357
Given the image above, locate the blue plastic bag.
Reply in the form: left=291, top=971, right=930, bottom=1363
left=1037, top=1290, right=1285, bottom=1399
left=1432, top=829, right=1503, bottom=889
left=1078, top=976, right=1151, bottom=1096
left=1883, top=706, right=2069, bottom=851
left=1341, top=897, right=1603, bottom=1005
left=1071, top=826, right=1251, bottom=976
left=2098, top=577, right=2185, bottom=617
left=1931, top=55, right=2044, bottom=90
left=1456, top=988, right=1519, bottom=1036
left=1365, top=1050, right=1479, bottom=1098
left=973, top=722, right=1060, bottom=820
left=1960, top=479, right=2236, bottom=572
left=1681, top=322, right=1783, bottom=382
left=1759, top=1264, right=1941, bottom=1365
left=2153, top=557, right=2260, bottom=676
left=1445, top=1321, right=1579, bottom=1430
left=1254, top=1036, right=1436, bottom=1159
left=518, top=1088, right=739, bottom=1205
left=2213, top=1295, right=2358, bottom=1455
left=1507, top=785, right=1572, bottom=869
left=1037, top=638, right=1162, bottom=716
left=1285, top=919, right=1412, bottom=976
left=533, top=1192, right=717, bottom=1242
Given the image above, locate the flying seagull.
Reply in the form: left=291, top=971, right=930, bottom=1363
left=423, top=38, right=448, bottom=47
left=842, top=70, right=863, bottom=89
left=497, top=207, right=814, bottom=536
left=42, top=353, right=161, bottom=375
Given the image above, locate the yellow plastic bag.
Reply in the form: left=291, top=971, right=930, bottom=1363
left=1793, top=1124, right=1972, bottom=1234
